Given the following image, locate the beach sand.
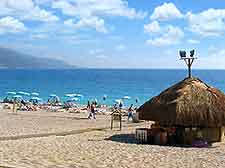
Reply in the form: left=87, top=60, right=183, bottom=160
left=0, top=108, right=225, bottom=168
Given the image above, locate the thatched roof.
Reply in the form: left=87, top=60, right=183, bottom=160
left=137, top=77, right=225, bottom=127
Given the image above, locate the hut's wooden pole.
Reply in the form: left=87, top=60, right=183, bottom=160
left=185, top=58, right=195, bottom=78
left=188, top=59, right=191, bottom=78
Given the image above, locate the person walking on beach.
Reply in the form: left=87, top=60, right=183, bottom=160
left=113, top=103, right=117, bottom=110
left=91, top=103, right=96, bottom=119
left=119, top=101, right=123, bottom=109
left=87, top=100, right=90, bottom=109
left=127, top=104, right=134, bottom=121
left=88, top=103, right=96, bottom=119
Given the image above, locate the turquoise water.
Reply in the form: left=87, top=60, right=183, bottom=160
left=0, top=69, right=225, bottom=106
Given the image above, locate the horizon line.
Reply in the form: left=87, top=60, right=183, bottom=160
left=1, top=67, right=225, bottom=70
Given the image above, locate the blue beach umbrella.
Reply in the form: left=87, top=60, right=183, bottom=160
left=115, top=99, right=123, bottom=104
left=6, top=91, right=16, bottom=95
left=67, top=97, right=79, bottom=102
left=13, top=95, right=23, bottom=100
left=30, top=97, right=42, bottom=103
left=72, top=97, right=79, bottom=101
left=17, top=91, right=30, bottom=96
left=30, top=97, right=42, bottom=101
left=5, top=92, right=17, bottom=102
left=49, top=94, right=57, bottom=97
left=65, top=94, right=76, bottom=98
left=30, top=97, right=42, bottom=104
left=49, top=94, right=60, bottom=103
left=122, top=96, right=131, bottom=100
left=13, top=95, right=22, bottom=98
left=31, top=92, right=39, bottom=96
left=74, top=94, right=83, bottom=97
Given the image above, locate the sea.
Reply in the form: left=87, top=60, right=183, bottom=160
left=0, top=69, right=224, bottom=107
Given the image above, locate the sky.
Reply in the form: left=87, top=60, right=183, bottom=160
left=1, top=0, right=225, bottom=69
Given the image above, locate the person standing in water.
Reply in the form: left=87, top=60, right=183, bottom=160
left=103, top=96, right=106, bottom=101
left=135, top=98, right=138, bottom=103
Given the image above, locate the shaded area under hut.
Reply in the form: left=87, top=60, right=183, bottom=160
left=137, top=77, right=225, bottom=146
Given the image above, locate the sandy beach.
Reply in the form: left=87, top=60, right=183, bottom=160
left=0, top=108, right=225, bottom=168
left=1, top=0, right=225, bottom=167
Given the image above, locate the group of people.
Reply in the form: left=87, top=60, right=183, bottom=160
left=112, top=102, right=136, bottom=121
left=10, top=99, right=39, bottom=112
left=86, top=100, right=136, bottom=121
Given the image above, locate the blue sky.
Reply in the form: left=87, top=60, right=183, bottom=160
left=1, top=0, right=225, bottom=69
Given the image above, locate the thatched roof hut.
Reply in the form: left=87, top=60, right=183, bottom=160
left=138, top=77, right=225, bottom=127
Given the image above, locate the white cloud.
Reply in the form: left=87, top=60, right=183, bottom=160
left=0, top=0, right=59, bottom=22
left=115, top=44, right=126, bottom=51
left=207, top=46, right=225, bottom=58
left=150, top=2, right=183, bottom=21
left=146, top=25, right=184, bottom=47
left=31, top=33, right=48, bottom=39
left=0, top=16, right=27, bottom=34
left=34, top=0, right=52, bottom=5
left=52, top=0, right=147, bottom=19
left=0, top=0, right=34, bottom=13
left=89, top=49, right=107, bottom=59
left=199, top=48, right=225, bottom=69
left=208, top=45, right=217, bottom=53
left=64, top=17, right=108, bottom=33
left=187, top=39, right=200, bottom=44
left=52, top=1, right=77, bottom=16
left=53, top=0, right=146, bottom=33
left=23, top=6, right=59, bottom=22
left=144, top=21, right=161, bottom=34
left=89, top=49, right=103, bottom=55
left=210, top=49, right=225, bottom=57
left=187, top=9, right=225, bottom=37
left=108, top=35, right=123, bottom=40
left=96, top=54, right=108, bottom=59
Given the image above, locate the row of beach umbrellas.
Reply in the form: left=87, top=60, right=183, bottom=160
left=6, top=92, right=41, bottom=101
left=5, top=91, right=136, bottom=104
left=5, top=91, right=84, bottom=103
left=6, top=91, right=39, bottom=96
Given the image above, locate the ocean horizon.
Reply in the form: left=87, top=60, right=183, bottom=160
left=0, top=69, right=224, bottom=107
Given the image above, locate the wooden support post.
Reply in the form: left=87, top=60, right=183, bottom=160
left=13, top=98, right=17, bottom=113
left=120, top=115, right=122, bottom=130
left=184, top=58, right=195, bottom=78
left=111, top=116, right=113, bottom=130
left=188, top=59, right=191, bottom=78
left=13, top=100, right=15, bottom=113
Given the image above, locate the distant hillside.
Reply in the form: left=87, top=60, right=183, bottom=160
left=0, top=47, right=76, bottom=69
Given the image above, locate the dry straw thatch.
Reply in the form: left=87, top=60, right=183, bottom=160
left=138, top=77, right=225, bottom=127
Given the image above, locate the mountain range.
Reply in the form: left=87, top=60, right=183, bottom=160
left=0, top=47, right=76, bottom=69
